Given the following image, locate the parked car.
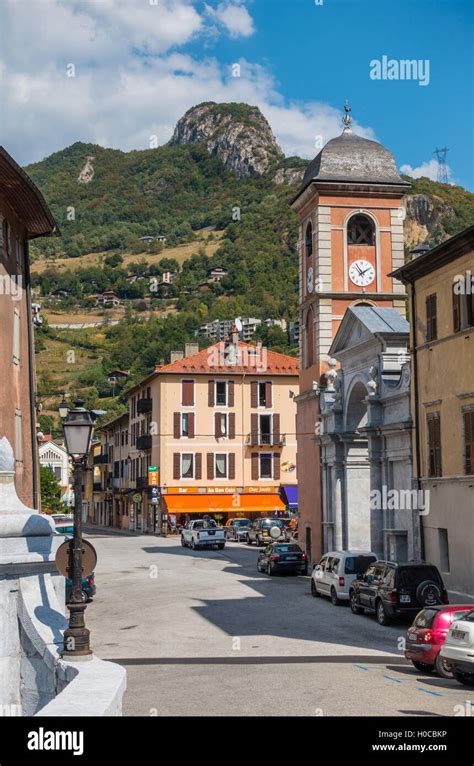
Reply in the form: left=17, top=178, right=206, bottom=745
left=54, top=521, right=74, bottom=536
left=247, top=518, right=288, bottom=546
left=181, top=518, right=226, bottom=550
left=405, top=605, right=474, bottom=677
left=349, top=561, right=448, bottom=626
left=257, top=543, right=307, bottom=576
left=224, top=518, right=253, bottom=541
left=311, top=551, right=377, bottom=605
left=440, top=610, right=474, bottom=686
left=66, top=573, right=96, bottom=603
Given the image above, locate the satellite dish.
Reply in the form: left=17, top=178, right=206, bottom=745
left=235, top=317, right=243, bottom=332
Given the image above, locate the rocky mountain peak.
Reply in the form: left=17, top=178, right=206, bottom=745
left=169, top=101, right=284, bottom=178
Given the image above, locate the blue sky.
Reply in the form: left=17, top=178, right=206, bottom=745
left=1, top=0, right=472, bottom=188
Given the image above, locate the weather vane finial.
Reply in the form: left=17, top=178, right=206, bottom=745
left=342, top=101, right=352, bottom=132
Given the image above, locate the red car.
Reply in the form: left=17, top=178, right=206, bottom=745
left=405, top=605, right=474, bottom=678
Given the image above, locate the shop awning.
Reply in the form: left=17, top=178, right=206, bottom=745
left=164, top=494, right=286, bottom=515
left=282, top=485, right=298, bottom=509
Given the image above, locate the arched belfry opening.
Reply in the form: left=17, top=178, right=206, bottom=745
left=347, top=213, right=376, bottom=246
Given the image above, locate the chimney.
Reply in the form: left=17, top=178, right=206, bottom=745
left=170, top=350, right=184, bottom=363
left=184, top=342, right=199, bottom=357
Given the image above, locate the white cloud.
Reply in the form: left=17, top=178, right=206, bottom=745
left=400, top=159, right=453, bottom=182
left=0, top=0, right=375, bottom=167
left=205, top=1, right=255, bottom=39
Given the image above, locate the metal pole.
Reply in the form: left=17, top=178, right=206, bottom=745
left=62, top=459, right=92, bottom=657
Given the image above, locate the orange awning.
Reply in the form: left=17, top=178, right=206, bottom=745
left=164, top=494, right=286, bottom=514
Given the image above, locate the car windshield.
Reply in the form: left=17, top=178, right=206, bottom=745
left=273, top=544, right=301, bottom=553
left=55, top=525, right=74, bottom=534
left=261, top=519, right=285, bottom=527
left=344, top=555, right=376, bottom=575
left=397, top=566, right=442, bottom=588
left=414, top=609, right=439, bottom=628
left=234, top=519, right=251, bottom=526
left=462, top=610, right=474, bottom=622
left=194, top=520, right=217, bottom=529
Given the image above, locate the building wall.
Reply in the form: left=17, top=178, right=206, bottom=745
left=0, top=203, right=37, bottom=508
left=409, top=249, right=474, bottom=595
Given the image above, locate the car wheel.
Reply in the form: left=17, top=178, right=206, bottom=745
left=218, top=544, right=225, bottom=550
left=350, top=591, right=364, bottom=615
left=435, top=653, right=453, bottom=679
left=330, top=587, right=341, bottom=606
left=181, top=536, right=186, bottom=547
left=453, top=672, right=474, bottom=686
left=376, top=600, right=391, bottom=626
left=247, top=536, right=252, bottom=546
left=256, top=536, right=260, bottom=546
left=80, top=590, right=88, bottom=604
left=311, top=579, right=320, bottom=597
left=267, top=563, right=273, bottom=576
left=412, top=660, right=434, bottom=673
left=192, top=539, right=197, bottom=550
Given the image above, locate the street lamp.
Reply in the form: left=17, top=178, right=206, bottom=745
left=61, top=400, right=95, bottom=658
left=58, top=393, right=69, bottom=421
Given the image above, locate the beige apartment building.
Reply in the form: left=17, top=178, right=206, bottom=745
left=90, top=412, right=130, bottom=529
left=93, top=336, right=299, bottom=532
left=392, top=226, right=474, bottom=596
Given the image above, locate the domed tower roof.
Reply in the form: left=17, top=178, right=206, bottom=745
left=298, top=105, right=410, bottom=194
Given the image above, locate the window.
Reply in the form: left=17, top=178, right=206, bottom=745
left=215, top=381, right=227, bottom=406
left=260, top=453, right=272, bottom=479
left=215, top=454, right=227, bottom=479
left=305, top=309, right=314, bottom=368
left=53, top=466, right=61, bottom=480
left=305, top=222, right=313, bottom=259
left=215, top=412, right=228, bottom=438
left=347, top=214, right=375, bottom=245
left=259, top=414, right=272, bottom=445
left=438, top=528, right=450, bottom=572
left=181, top=453, right=194, bottom=479
left=426, top=294, right=437, bottom=342
left=181, top=413, right=189, bottom=437
left=427, top=413, right=442, bottom=477
left=453, top=290, right=461, bottom=333
left=463, top=409, right=474, bottom=475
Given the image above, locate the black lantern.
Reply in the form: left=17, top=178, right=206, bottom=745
left=63, top=400, right=94, bottom=461
left=58, top=393, right=69, bottom=421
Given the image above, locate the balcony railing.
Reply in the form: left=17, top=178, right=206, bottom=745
left=136, top=434, right=152, bottom=451
left=137, top=398, right=153, bottom=414
left=246, top=433, right=286, bottom=447
left=93, top=453, right=109, bottom=465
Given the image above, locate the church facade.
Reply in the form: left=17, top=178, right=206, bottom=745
left=291, top=106, right=411, bottom=563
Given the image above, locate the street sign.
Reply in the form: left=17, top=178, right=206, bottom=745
left=132, top=493, right=141, bottom=503
left=151, top=486, right=160, bottom=497
left=55, top=539, right=97, bottom=579
left=148, top=466, right=159, bottom=486
left=151, top=497, right=159, bottom=504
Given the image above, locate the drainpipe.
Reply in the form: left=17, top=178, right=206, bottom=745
left=24, top=239, right=39, bottom=509
left=410, top=277, right=425, bottom=560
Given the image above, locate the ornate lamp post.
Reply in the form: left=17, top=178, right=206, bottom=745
left=61, top=400, right=94, bottom=658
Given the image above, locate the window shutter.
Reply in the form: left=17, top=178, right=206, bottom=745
left=426, top=295, right=437, bottom=342
left=273, top=414, right=280, bottom=444
left=173, top=412, right=180, bottom=439
left=229, top=453, right=235, bottom=480
left=173, top=453, right=180, bottom=479
left=208, top=380, right=215, bottom=407
left=195, top=453, right=202, bottom=480
left=207, top=452, right=214, bottom=480
left=464, top=411, right=474, bottom=475
left=251, top=381, right=258, bottom=408
left=214, top=413, right=221, bottom=439
left=265, top=381, right=272, bottom=408
left=273, top=453, right=280, bottom=480
left=228, top=380, right=235, bottom=407
left=182, top=380, right=194, bottom=406
left=427, top=414, right=442, bottom=477
left=188, top=412, right=195, bottom=439
left=251, top=452, right=259, bottom=480
left=251, top=413, right=258, bottom=445
left=229, top=412, right=236, bottom=439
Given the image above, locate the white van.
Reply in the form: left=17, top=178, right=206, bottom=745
left=311, top=550, right=377, bottom=605
left=440, top=610, right=474, bottom=686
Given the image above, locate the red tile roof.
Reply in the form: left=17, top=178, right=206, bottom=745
left=155, top=341, right=298, bottom=376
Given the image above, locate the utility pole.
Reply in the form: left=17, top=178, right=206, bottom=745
left=433, top=147, right=449, bottom=184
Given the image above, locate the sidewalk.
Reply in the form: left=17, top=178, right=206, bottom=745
left=83, top=523, right=148, bottom=537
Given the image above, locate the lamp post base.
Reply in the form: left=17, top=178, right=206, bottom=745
left=62, top=601, right=92, bottom=657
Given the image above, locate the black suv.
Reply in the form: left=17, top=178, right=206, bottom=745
left=247, top=518, right=287, bottom=546
left=349, top=561, right=448, bottom=626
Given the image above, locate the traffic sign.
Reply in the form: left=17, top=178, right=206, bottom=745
left=148, top=467, right=159, bottom=486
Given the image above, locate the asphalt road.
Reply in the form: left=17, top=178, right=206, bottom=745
left=84, top=532, right=474, bottom=717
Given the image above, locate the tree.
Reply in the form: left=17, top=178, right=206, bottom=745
left=40, top=465, right=65, bottom=514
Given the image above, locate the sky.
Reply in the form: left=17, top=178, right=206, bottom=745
left=0, top=0, right=472, bottom=188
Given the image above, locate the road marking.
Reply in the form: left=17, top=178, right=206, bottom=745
left=416, top=687, right=444, bottom=697
left=383, top=675, right=402, bottom=682
left=353, top=664, right=370, bottom=671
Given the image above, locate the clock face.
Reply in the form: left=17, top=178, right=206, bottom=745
left=349, top=259, right=376, bottom=287
left=306, top=265, right=314, bottom=293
